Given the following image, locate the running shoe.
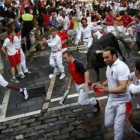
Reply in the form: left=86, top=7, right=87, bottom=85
left=11, top=78, right=19, bottom=83
left=16, top=74, right=25, bottom=79
left=20, top=88, right=29, bottom=100
left=93, top=100, right=102, bottom=115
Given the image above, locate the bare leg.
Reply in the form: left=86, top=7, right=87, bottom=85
left=11, top=67, right=16, bottom=77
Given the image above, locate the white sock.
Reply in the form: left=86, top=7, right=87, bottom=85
left=20, top=88, right=23, bottom=92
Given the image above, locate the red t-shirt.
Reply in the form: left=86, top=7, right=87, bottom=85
left=68, top=17, right=73, bottom=29
left=57, top=31, right=68, bottom=49
left=105, top=15, right=114, bottom=26
left=43, top=13, right=50, bottom=27
left=122, top=15, right=133, bottom=27
left=121, top=2, right=127, bottom=7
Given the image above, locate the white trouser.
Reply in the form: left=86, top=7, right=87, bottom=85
left=106, top=26, right=116, bottom=36
left=83, top=37, right=93, bottom=50
left=68, top=29, right=75, bottom=37
left=93, top=30, right=103, bottom=39
left=75, top=83, right=97, bottom=106
left=20, top=49, right=28, bottom=74
left=123, top=26, right=133, bottom=37
left=117, top=25, right=124, bottom=35
left=105, top=100, right=127, bottom=140
left=49, top=51, right=64, bottom=74
left=73, top=29, right=79, bottom=44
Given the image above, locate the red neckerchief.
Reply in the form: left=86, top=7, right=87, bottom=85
left=15, top=33, right=21, bottom=38
left=83, top=24, right=88, bottom=28
left=7, top=35, right=13, bottom=44
left=88, top=82, right=103, bottom=95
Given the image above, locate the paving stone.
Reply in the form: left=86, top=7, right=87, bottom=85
left=54, top=133, right=70, bottom=140
left=25, top=132, right=37, bottom=138
left=22, top=118, right=36, bottom=125
left=91, top=136, right=103, bottom=140
left=66, top=137, right=76, bottom=140
left=21, top=128, right=34, bottom=133
left=103, top=132, right=114, bottom=140
left=32, top=113, right=42, bottom=118
left=90, top=120, right=104, bottom=126
left=15, top=135, right=24, bottom=140
left=9, top=122, right=21, bottom=128
left=19, top=116, right=30, bottom=121
left=43, top=124, right=67, bottom=133
left=1, top=128, right=15, bottom=133
left=61, top=126, right=75, bottom=133
left=76, top=124, right=90, bottom=129
left=17, top=99, right=37, bottom=108
left=86, top=126, right=98, bottom=132
left=73, top=108, right=83, bottom=113
left=68, top=120, right=81, bottom=126
left=48, top=118, right=75, bottom=126
left=71, top=129, right=86, bottom=136
left=16, top=125, right=27, bottom=131
left=28, top=104, right=42, bottom=112
left=70, top=112, right=80, bottom=117
left=46, top=130, right=60, bottom=137
left=30, top=121, right=41, bottom=127
left=34, top=124, right=48, bottom=130
left=3, top=120, right=16, bottom=125
left=44, top=118, right=57, bottom=123
left=0, top=125, right=7, bottom=130
left=76, top=115, right=87, bottom=120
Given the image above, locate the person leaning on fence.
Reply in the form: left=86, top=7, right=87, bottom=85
left=1, top=30, right=24, bottom=84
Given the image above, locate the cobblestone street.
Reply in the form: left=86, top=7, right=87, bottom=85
left=0, top=40, right=139, bottom=140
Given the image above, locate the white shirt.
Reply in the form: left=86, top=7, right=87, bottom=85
left=129, top=72, right=140, bottom=94
left=48, top=35, right=62, bottom=52
left=0, top=74, right=8, bottom=87
left=128, top=72, right=140, bottom=108
left=13, top=35, right=21, bottom=49
left=77, top=24, right=102, bottom=40
left=3, top=38, right=16, bottom=56
left=61, top=16, right=69, bottom=30
left=106, top=58, right=131, bottom=103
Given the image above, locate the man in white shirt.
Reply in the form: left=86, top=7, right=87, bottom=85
left=42, top=28, right=65, bottom=80
left=13, top=28, right=31, bottom=75
left=0, top=74, right=28, bottom=112
left=96, top=47, right=131, bottom=140
left=61, top=10, right=70, bottom=31
left=1, top=30, right=24, bottom=83
left=76, top=18, right=102, bottom=50
left=128, top=58, right=140, bottom=108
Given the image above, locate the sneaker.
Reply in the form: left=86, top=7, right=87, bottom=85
left=0, top=105, right=2, bottom=113
left=16, top=74, right=25, bottom=79
left=93, top=100, right=102, bottom=115
left=11, top=78, right=19, bottom=83
left=49, top=74, right=54, bottom=79
left=59, top=73, right=66, bottom=80
left=24, top=71, right=31, bottom=75
left=20, top=88, right=28, bottom=100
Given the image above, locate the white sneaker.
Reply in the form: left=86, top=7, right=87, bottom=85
left=20, top=88, right=29, bottom=100
left=59, top=73, right=66, bottom=80
left=49, top=74, right=54, bottom=79
left=0, top=105, right=2, bottom=113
